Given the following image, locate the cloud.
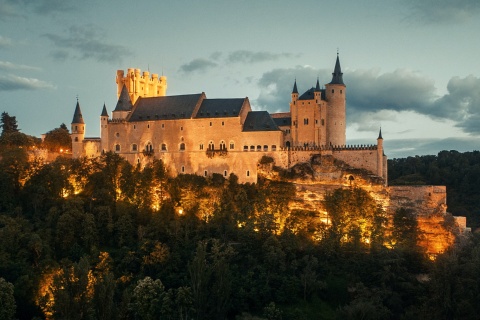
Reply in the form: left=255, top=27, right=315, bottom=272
left=178, top=58, right=218, bottom=74
left=43, top=25, right=132, bottom=64
left=0, top=0, right=77, bottom=18
left=0, top=35, right=12, bottom=48
left=255, top=65, right=480, bottom=135
left=0, top=74, right=54, bottom=91
left=0, top=60, right=41, bottom=71
left=402, top=0, right=480, bottom=24
left=226, top=50, right=296, bottom=64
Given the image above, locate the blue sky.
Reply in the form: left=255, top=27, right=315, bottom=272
left=1, top=0, right=479, bottom=158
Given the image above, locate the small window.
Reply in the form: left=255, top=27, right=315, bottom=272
left=132, top=144, right=138, bottom=152
left=137, top=158, right=140, bottom=164
left=145, top=142, right=153, bottom=151
left=256, top=145, right=261, bottom=151
left=200, top=144, right=204, bottom=150
left=263, top=145, right=268, bottom=151
left=332, top=89, right=334, bottom=93
left=229, top=142, right=234, bottom=150
left=147, top=124, right=150, bottom=129
left=340, top=89, right=343, bottom=94
left=246, top=170, right=250, bottom=177
left=250, top=145, right=255, bottom=151
left=75, top=125, right=78, bottom=131
left=74, top=137, right=78, bottom=142
left=179, top=143, right=185, bottom=151
left=180, top=126, right=183, bottom=131
left=162, top=123, right=165, bottom=129
left=224, top=170, right=227, bottom=177
left=115, top=144, right=120, bottom=152
left=315, top=120, right=318, bottom=124
left=210, top=122, right=212, bottom=126
left=204, top=170, right=208, bottom=177
left=272, top=145, right=277, bottom=151
left=244, top=146, right=248, bottom=151
left=208, top=141, right=214, bottom=150
left=220, top=141, right=226, bottom=150
left=321, top=119, right=325, bottom=126
left=161, top=143, right=167, bottom=151
left=181, top=166, right=185, bottom=173
left=133, top=125, right=136, bottom=129
left=304, top=118, right=309, bottom=125
left=222, top=121, right=224, bottom=126
left=116, top=132, right=119, bottom=138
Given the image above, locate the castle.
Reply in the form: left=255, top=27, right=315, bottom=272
left=71, top=55, right=387, bottom=183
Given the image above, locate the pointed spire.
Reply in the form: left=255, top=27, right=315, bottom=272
left=292, top=79, right=298, bottom=94
left=101, top=103, right=109, bottom=117
left=315, top=77, right=321, bottom=92
left=71, top=100, right=84, bottom=124
left=329, top=53, right=344, bottom=85
left=378, top=127, right=383, bottom=140
left=114, top=85, right=134, bottom=111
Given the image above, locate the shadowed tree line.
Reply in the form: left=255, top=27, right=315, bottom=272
left=1, top=113, right=480, bottom=319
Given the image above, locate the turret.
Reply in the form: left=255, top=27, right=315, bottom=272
left=377, top=128, right=386, bottom=183
left=100, top=103, right=109, bottom=153
left=71, top=99, right=85, bottom=158
left=112, top=85, right=133, bottom=120
left=314, top=78, right=321, bottom=102
left=291, top=79, right=299, bottom=102
left=325, top=53, right=346, bottom=146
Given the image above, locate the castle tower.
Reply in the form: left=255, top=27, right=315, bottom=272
left=112, top=85, right=134, bottom=120
left=100, top=103, right=109, bottom=153
left=377, top=128, right=383, bottom=177
left=325, top=53, right=346, bottom=146
left=71, top=99, right=85, bottom=158
left=116, top=68, right=167, bottom=105
left=290, top=80, right=299, bottom=147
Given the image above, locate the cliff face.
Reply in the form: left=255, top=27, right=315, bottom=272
left=258, top=155, right=457, bottom=256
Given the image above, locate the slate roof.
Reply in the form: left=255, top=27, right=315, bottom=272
left=292, top=80, right=298, bottom=94
left=195, top=98, right=244, bottom=118
left=71, top=101, right=84, bottom=124
left=329, top=54, right=344, bottom=85
left=242, top=111, right=280, bottom=132
left=128, top=94, right=203, bottom=122
left=114, top=85, right=134, bottom=112
left=299, top=87, right=326, bottom=100
left=101, top=103, right=109, bottom=117
left=272, top=116, right=292, bottom=127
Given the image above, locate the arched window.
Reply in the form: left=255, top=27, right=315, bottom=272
left=115, top=144, right=120, bottom=152
left=285, top=141, right=290, bottom=148
left=219, top=140, right=226, bottom=150
left=272, top=145, right=277, bottom=151
left=243, top=145, right=248, bottom=151
left=145, top=142, right=153, bottom=151
left=132, top=144, right=138, bottom=152
left=74, top=137, right=78, bottom=142
left=250, top=145, right=255, bottom=151
left=208, top=141, right=214, bottom=150
left=263, top=145, right=268, bottom=151
left=229, top=141, right=235, bottom=150
left=256, top=145, right=261, bottom=151
left=179, top=143, right=185, bottom=151
left=161, top=143, right=167, bottom=151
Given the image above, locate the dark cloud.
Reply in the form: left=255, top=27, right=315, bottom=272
left=43, top=25, right=132, bottom=64
left=226, top=50, right=296, bottom=64
left=0, top=74, right=54, bottom=91
left=402, top=0, right=480, bottom=24
left=0, top=60, right=40, bottom=71
left=178, top=58, right=217, bottom=74
left=256, top=66, right=480, bottom=135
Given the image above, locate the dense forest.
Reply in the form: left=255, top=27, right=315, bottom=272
left=1, top=112, right=480, bottom=319
left=389, top=151, right=480, bottom=228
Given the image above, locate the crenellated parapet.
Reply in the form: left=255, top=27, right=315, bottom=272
left=116, top=68, right=167, bottom=104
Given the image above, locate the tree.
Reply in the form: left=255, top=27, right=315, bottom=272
left=43, top=124, right=71, bottom=152
left=0, top=112, right=18, bottom=135
left=0, top=277, right=16, bottom=320
left=131, top=276, right=165, bottom=320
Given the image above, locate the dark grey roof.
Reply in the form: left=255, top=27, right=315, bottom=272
left=114, top=85, right=133, bottom=112
left=273, top=116, right=291, bottom=127
left=299, top=87, right=326, bottom=100
left=243, top=111, right=280, bottom=132
left=315, top=78, right=321, bottom=92
left=195, top=98, right=244, bottom=118
left=101, top=103, right=109, bottom=117
left=378, top=128, right=383, bottom=139
left=292, top=80, right=298, bottom=94
left=71, top=101, right=84, bottom=124
left=329, top=54, right=345, bottom=85
left=128, top=93, right=203, bottom=122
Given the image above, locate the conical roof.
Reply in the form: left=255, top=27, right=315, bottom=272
left=101, top=103, right=109, bottom=117
left=378, top=128, right=383, bottom=139
left=71, top=100, right=84, bottom=124
left=315, top=78, right=321, bottom=92
left=292, top=80, right=298, bottom=94
left=114, top=85, right=133, bottom=111
left=329, top=54, right=344, bottom=85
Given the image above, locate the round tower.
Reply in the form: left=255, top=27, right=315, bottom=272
left=289, top=79, right=299, bottom=146
left=100, top=103, right=109, bottom=153
left=325, top=54, right=346, bottom=146
left=71, top=99, right=85, bottom=158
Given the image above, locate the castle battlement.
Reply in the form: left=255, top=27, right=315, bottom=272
left=116, top=68, right=167, bottom=104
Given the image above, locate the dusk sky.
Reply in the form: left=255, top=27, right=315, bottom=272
left=1, top=0, right=479, bottom=158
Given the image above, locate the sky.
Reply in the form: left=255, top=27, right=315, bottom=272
left=1, top=0, right=479, bottom=159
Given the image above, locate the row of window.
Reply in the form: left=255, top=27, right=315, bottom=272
left=243, top=145, right=277, bottom=152
left=179, top=166, right=251, bottom=178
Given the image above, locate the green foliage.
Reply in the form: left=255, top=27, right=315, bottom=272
left=42, top=124, right=71, bottom=152
left=0, top=111, right=18, bottom=135
left=0, top=277, right=16, bottom=320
